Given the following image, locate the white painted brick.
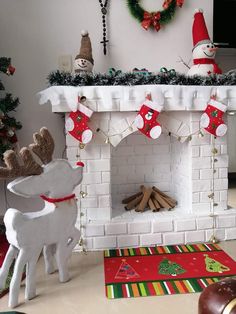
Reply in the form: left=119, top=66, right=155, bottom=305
left=135, top=145, right=153, bottom=155
left=214, top=155, right=228, bottom=168
left=193, top=193, right=200, bottom=203
left=214, top=179, right=228, bottom=191
left=86, top=207, right=111, bottom=221
left=153, top=164, right=171, bottom=174
left=111, top=166, right=118, bottom=175
left=175, top=219, right=196, bottom=231
left=221, top=145, right=227, bottom=155
left=127, top=156, right=145, bottom=165
left=197, top=217, right=214, bottom=230
left=66, top=134, right=80, bottom=147
left=206, top=229, right=226, bottom=241
left=101, top=145, right=111, bottom=158
left=84, top=237, right=93, bottom=250
left=225, top=228, right=236, bottom=240
left=153, top=145, right=170, bottom=154
left=153, top=220, right=173, bottom=232
left=163, top=232, right=185, bottom=245
left=105, top=223, right=127, bottom=235
left=217, top=216, right=236, bottom=228
left=66, top=147, right=79, bottom=160
left=102, top=172, right=110, bottom=183
left=219, top=168, right=228, bottom=179
left=80, top=146, right=101, bottom=160
left=220, top=190, right=228, bottom=201
left=128, top=222, right=151, bottom=234
left=127, top=134, right=146, bottom=145
left=191, top=121, right=200, bottom=132
left=200, top=145, right=220, bottom=157
left=81, top=197, right=97, bottom=208
left=94, top=236, right=117, bottom=249
left=214, top=201, right=227, bottom=211
left=87, top=159, right=110, bottom=172
left=117, top=235, right=139, bottom=248
left=127, top=173, right=145, bottom=184
left=83, top=172, right=101, bottom=184
left=113, top=146, right=134, bottom=156
left=192, top=157, right=211, bottom=169
left=118, top=165, right=135, bottom=175
left=99, top=195, right=111, bottom=208
left=192, top=170, right=200, bottom=180
left=113, top=175, right=128, bottom=184
left=185, top=230, right=205, bottom=243
left=192, top=146, right=200, bottom=157
left=192, top=203, right=211, bottom=212
left=200, top=169, right=218, bottom=180
left=200, top=191, right=219, bottom=203
left=140, top=233, right=162, bottom=246
left=192, top=134, right=211, bottom=145
left=112, top=157, right=127, bottom=165
left=85, top=224, right=104, bottom=237
left=192, top=180, right=211, bottom=192
left=146, top=155, right=170, bottom=164
left=87, top=183, right=110, bottom=196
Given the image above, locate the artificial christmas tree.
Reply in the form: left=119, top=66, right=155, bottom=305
left=0, top=57, right=22, bottom=159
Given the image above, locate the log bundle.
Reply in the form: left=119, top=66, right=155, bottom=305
left=122, top=185, right=177, bottom=212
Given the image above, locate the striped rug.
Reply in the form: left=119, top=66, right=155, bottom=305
left=104, top=243, right=236, bottom=299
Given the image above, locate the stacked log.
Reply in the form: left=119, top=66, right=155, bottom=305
left=122, top=185, right=177, bottom=212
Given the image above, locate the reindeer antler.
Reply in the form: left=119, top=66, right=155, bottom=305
left=29, top=127, right=54, bottom=164
left=0, top=148, right=43, bottom=179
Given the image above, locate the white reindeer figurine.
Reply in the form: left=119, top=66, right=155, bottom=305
left=0, top=127, right=84, bottom=308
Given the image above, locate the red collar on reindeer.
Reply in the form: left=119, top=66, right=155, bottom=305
left=40, top=194, right=76, bottom=203
left=193, top=58, right=222, bottom=74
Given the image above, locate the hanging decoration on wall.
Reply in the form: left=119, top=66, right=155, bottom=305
left=187, top=9, right=222, bottom=77
left=134, top=94, right=163, bottom=139
left=127, top=0, right=184, bottom=32
left=98, top=0, right=109, bottom=55
left=200, top=96, right=227, bottom=137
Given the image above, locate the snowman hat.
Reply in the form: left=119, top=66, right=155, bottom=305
left=75, top=30, right=94, bottom=65
left=192, top=9, right=211, bottom=50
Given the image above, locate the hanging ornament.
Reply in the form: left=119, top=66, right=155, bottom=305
left=98, top=0, right=109, bottom=55
left=7, top=129, right=15, bottom=137
left=200, top=97, right=227, bottom=137
left=127, top=0, right=184, bottom=32
left=6, top=65, right=16, bottom=76
left=0, top=119, right=4, bottom=129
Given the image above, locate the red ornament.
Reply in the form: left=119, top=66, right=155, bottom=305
left=176, top=0, right=184, bottom=7
left=141, top=11, right=161, bottom=32
left=163, top=0, right=172, bottom=9
left=6, top=65, right=16, bottom=76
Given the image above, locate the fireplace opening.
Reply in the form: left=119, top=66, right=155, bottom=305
left=111, top=131, right=192, bottom=219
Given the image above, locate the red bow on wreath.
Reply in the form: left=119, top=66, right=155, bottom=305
left=141, top=11, right=161, bottom=31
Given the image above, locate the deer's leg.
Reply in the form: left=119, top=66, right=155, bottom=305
left=0, top=245, right=18, bottom=290
left=8, top=248, right=28, bottom=308
left=43, top=244, right=57, bottom=274
left=25, top=247, right=41, bottom=301
left=55, top=241, right=70, bottom=283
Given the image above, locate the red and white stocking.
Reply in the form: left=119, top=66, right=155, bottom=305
left=134, top=98, right=163, bottom=139
left=66, top=100, right=93, bottom=144
left=200, top=98, right=227, bottom=137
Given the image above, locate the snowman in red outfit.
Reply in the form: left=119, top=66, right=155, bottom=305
left=188, top=9, right=222, bottom=77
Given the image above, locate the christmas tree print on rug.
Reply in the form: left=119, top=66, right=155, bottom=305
left=204, top=254, right=230, bottom=273
left=158, top=258, right=186, bottom=276
left=115, top=259, right=140, bottom=280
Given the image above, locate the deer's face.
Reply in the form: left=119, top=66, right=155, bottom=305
left=8, top=159, right=84, bottom=199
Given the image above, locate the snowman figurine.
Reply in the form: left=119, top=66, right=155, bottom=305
left=74, top=30, right=94, bottom=74
left=188, top=9, right=222, bottom=77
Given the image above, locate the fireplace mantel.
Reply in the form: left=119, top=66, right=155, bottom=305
left=38, top=84, right=236, bottom=113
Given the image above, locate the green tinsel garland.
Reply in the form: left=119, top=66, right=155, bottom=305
left=127, top=0, right=180, bottom=30
left=48, top=70, right=236, bottom=87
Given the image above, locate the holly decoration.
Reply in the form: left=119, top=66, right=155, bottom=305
left=115, top=259, right=140, bottom=279
left=158, top=258, right=186, bottom=276
left=0, top=57, right=22, bottom=159
left=127, top=0, right=184, bottom=32
left=204, top=254, right=230, bottom=273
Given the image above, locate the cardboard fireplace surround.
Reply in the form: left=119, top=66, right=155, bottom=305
left=38, top=84, right=236, bottom=251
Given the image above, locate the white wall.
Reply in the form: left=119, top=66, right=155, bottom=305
left=0, top=0, right=235, bottom=215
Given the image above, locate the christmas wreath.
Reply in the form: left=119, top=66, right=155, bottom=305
left=127, top=0, right=184, bottom=32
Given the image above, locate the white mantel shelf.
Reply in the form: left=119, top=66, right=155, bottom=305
left=38, top=85, right=236, bottom=112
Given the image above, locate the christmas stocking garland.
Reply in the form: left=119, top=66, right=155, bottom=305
left=134, top=96, right=163, bottom=139
left=200, top=97, right=227, bottom=137
left=66, top=97, right=93, bottom=144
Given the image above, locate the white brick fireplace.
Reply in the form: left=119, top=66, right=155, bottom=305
left=38, top=84, right=236, bottom=250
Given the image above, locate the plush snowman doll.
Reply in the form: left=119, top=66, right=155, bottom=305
left=188, top=9, right=222, bottom=77
left=74, top=30, right=94, bottom=74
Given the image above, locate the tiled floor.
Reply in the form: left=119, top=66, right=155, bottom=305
left=0, top=240, right=236, bottom=314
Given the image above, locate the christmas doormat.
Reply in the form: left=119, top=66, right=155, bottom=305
left=104, top=243, right=236, bottom=299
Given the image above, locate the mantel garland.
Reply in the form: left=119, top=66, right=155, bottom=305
left=48, top=70, right=236, bottom=87
left=127, top=0, right=184, bottom=32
